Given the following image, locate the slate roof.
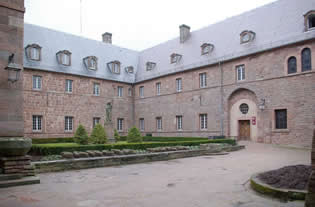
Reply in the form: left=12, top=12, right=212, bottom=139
left=23, top=0, right=315, bottom=83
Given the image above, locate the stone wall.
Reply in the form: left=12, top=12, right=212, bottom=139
left=23, top=69, right=133, bottom=138
left=0, top=0, right=25, bottom=137
left=134, top=40, right=315, bottom=148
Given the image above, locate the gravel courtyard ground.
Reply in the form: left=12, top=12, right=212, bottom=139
left=0, top=142, right=310, bottom=207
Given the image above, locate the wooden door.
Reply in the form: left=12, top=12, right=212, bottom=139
left=239, top=120, right=250, bottom=140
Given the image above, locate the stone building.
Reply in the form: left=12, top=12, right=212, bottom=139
left=23, top=0, right=314, bottom=148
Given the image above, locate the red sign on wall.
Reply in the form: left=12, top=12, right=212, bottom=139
left=252, top=116, right=256, bottom=125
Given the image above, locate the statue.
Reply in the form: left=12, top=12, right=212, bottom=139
left=105, top=102, right=112, bottom=123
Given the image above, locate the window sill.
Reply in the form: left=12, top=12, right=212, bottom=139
left=32, top=88, right=42, bottom=91
left=32, top=130, right=42, bottom=133
left=64, top=131, right=73, bottom=133
left=272, top=129, right=290, bottom=133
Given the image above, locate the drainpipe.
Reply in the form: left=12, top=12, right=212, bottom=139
left=219, top=61, right=224, bottom=137
left=131, top=83, right=135, bottom=127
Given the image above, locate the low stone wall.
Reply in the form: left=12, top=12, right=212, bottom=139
left=34, top=145, right=244, bottom=173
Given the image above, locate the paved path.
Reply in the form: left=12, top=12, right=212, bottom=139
left=0, top=142, right=310, bottom=207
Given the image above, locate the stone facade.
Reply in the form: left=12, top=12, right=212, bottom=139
left=0, top=0, right=25, bottom=137
left=23, top=69, right=134, bottom=138
left=134, top=40, right=315, bottom=148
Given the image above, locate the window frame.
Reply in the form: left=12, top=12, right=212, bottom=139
left=65, top=116, right=73, bottom=132
left=200, top=114, right=208, bottom=130
left=156, top=117, right=162, bottom=131
left=199, top=73, right=207, bottom=88
left=32, top=75, right=42, bottom=90
left=93, top=117, right=100, bottom=128
left=301, top=48, right=312, bottom=72
left=128, top=88, right=132, bottom=96
left=176, top=115, right=183, bottom=131
left=139, top=86, right=144, bottom=98
left=304, top=11, right=315, bottom=31
left=287, top=56, right=297, bottom=74
left=117, top=86, right=123, bottom=97
left=107, top=61, right=121, bottom=74
left=156, top=82, right=161, bottom=96
left=83, top=56, right=98, bottom=70
left=25, top=44, right=42, bottom=61
left=32, top=115, right=42, bottom=132
left=176, top=78, right=182, bottom=92
left=275, top=109, right=287, bottom=130
left=56, top=50, right=71, bottom=66
left=200, top=43, right=214, bottom=55
left=93, top=83, right=100, bottom=96
left=146, top=62, right=156, bottom=71
left=236, top=65, right=245, bottom=81
left=139, top=118, right=145, bottom=131
left=65, top=79, right=73, bottom=93
left=117, top=118, right=124, bottom=132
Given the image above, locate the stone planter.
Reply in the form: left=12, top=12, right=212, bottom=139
left=0, top=137, right=32, bottom=156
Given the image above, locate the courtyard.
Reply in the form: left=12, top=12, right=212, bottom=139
left=0, top=142, right=310, bottom=207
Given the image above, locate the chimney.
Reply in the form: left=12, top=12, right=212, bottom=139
left=179, top=24, right=190, bottom=43
left=102, top=32, right=112, bottom=44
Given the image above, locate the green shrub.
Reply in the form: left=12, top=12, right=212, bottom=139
left=29, top=139, right=236, bottom=156
left=127, top=126, right=142, bottom=143
left=74, top=124, right=89, bottom=145
left=90, top=124, right=107, bottom=144
left=114, top=129, right=120, bottom=142
left=32, top=137, right=74, bottom=144
left=142, top=136, right=208, bottom=142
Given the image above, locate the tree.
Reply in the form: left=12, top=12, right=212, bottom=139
left=90, top=124, right=107, bottom=144
left=114, top=129, right=120, bottom=142
left=127, top=126, right=142, bottom=143
left=74, top=124, right=89, bottom=145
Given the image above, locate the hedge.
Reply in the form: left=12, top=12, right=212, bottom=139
left=29, top=139, right=236, bottom=156
left=32, top=137, right=74, bottom=144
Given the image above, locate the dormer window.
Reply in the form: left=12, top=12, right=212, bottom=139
left=125, top=66, right=134, bottom=74
left=83, top=56, right=98, bottom=70
left=170, top=53, right=182, bottom=64
left=304, top=11, right=315, bottom=31
left=25, top=44, right=41, bottom=61
left=107, top=60, right=120, bottom=74
left=56, top=50, right=71, bottom=66
left=201, top=43, right=214, bottom=55
left=146, top=62, right=156, bottom=71
left=240, top=30, right=255, bottom=44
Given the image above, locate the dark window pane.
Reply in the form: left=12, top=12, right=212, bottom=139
left=302, top=48, right=312, bottom=72
left=288, top=57, right=297, bottom=74
left=275, top=109, right=287, bottom=129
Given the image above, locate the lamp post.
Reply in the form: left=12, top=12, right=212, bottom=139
left=5, top=54, right=22, bottom=83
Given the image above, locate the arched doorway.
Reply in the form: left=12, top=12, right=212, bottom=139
left=228, top=88, right=258, bottom=141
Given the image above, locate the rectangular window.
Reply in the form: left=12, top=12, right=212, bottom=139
left=128, top=88, right=132, bottom=96
left=93, top=83, right=100, bottom=96
left=236, top=65, right=245, bottom=81
left=139, top=118, right=145, bottom=131
left=32, top=115, right=42, bottom=131
left=62, top=53, right=70, bottom=66
left=176, top=78, right=182, bottom=92
left=200, top=114, right=208, bottom=129
left=139, top=86, right=144, bottom=97
left=156, top=82, right=161, bottom=95
left=30, top=47, right=40, bottom=60
left=156, top=117, right=162, bottom=131
left=93, top=117, right=100, bottom=128
left=275, top=109, right=287, bottom=129
left=65, top=116, right=73, bottom=131
left=65, top=79, right=73, bottom=93
left=199, top=73, right=207, bottom=88
left=176, top=115, right=183, bottom=130
left=32, top=75, right=42, bottom=90
left=118, top=86, right=123, bottom=97
left=117, top=118, right=123, bottom=131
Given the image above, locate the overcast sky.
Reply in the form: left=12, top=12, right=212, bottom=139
left=25, top=0, right=277, bottom=51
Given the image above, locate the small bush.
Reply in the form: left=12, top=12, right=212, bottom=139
left=74, top=124, right=89, bottom=145
left=90, top=124, right=107, bottom=144
left=127, top=126, right=142, bottom=143
left=114, top=129, right=120, bottom=142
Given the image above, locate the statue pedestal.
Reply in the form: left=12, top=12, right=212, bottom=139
left=104, top=122, right=114, bottom=139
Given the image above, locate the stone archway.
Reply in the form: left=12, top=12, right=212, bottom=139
left=228, top=88, right=258, bottom=141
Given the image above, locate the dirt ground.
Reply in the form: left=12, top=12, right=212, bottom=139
left=0, top=141, right=310, bottom=207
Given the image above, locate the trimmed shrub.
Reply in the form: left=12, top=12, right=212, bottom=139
left=74, top=124, right=89, bottom=145
left=143, top=136, right=208, bottom=142
left=114, top=129, right=120, bottom=142
left=127, top=126, right=142, bottom=143
left=32, top=137, right=74, bottom=144
left=90, top=124, right=107, bottom=144
left=30, top=139, right=236, bottom=156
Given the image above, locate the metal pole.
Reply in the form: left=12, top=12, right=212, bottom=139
left=219, top=61, right=224, bottom=137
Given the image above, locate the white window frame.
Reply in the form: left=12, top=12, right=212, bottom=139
left=117, top=118, right=123, bottom=131
left=199, top=73, right=207, bottom=88
left=139, top=118, right=145, bottom=131
left=236, top=65, right=245, bottom=81
left=65, top=79, right=73, bottom=93
left=200, top=114, right=207, bottom=130
left=139, top=86, right=144, bottom=97
left=30, top=47, right=40, bottom=60
left=65, top=116, right=73, bottom=132
left=128, top=88, right=132, bottom=96
left=93, top=117, right=100, bottom=128
left=118, top=86, right=123, bottom=97
left=32, top=75, right=42, bottom=90
left=176, top=78, right=182, bottom=92
left=93, top=83, right=100, bottom=96
left=156, top=117, right=162, bottom=131
left=156, top=82, right=161, bottom=95
left=32, top=115, right=42, bottom=132
left=176, top=115, right=183, bottom=130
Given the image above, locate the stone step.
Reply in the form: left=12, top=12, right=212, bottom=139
left=0, top=174, right=23, bottom=181
left=0, top=176, right=40, bottom=188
